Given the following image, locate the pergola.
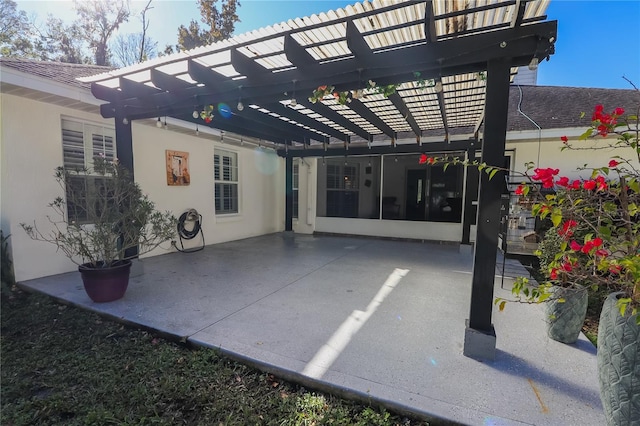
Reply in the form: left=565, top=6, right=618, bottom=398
left=81, top=0, right=556, bottom=360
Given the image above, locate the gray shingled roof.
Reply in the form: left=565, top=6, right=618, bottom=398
left=2, top=58, right=638, bottom=133
left=0, top=57, right=111, bottom=91
left=507, top=85, right=640, bottom=132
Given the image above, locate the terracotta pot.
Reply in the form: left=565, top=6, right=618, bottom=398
left=597, top=292, right=640, bottom=425
left=78, top=260, right=131, bottom=303
left=544, top=284, right=588, bottom=344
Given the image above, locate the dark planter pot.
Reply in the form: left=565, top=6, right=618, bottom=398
left=78, top=260, right=131, bottom=303
left=597, top=292, right=640, bottom=426
left=544, top=284, right=588, bottom=344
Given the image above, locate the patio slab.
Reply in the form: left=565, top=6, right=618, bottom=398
left=18, top=233, right=604, bottom=425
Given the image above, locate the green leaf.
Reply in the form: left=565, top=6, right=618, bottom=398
left=551, top=210, right=562, bottom=227
left=579, top=128, right=594, bottom=140
left=489, top=168, right=499, bottom=180
left=499, top=300, right=506, bottom=311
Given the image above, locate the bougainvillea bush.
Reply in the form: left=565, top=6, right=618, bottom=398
left=420, top=98, right=640, bottom=321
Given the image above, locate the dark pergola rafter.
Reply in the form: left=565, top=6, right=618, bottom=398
left=92, top=17, right=556, bottom=149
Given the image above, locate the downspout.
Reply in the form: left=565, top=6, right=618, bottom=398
left=517, top=85, right=542, bottom=167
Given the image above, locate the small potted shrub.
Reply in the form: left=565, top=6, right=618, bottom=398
left=22, top=155, right=176, bottom=302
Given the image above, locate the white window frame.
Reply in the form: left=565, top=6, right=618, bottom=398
left=61, top=118, right=116, bottom=223
left=214, top=148, right=239, bottom=215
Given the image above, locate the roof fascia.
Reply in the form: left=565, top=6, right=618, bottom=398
left=0, top=65, right=102, bottom=106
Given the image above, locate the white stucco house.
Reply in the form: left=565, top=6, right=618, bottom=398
left=1, top=0, right=637, bottom=293
left=2, top=55, right=636, bottom=284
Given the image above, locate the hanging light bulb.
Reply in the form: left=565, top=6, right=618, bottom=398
left=290, top=97, right=297, bottom=107
left=192, top=110, right=199, bottom=119
left=394, top=156, right=398, bottom=163
left=435, top=81, right=443, bottom=93
left=220, top=131, right=224, bottom=143
left=156, top=117, right=162, bottom=128
left=122, top=117, right=129, bottom=125
left=240, top=137, right=244, bottom=146
left=237, top=100, right=244, bottom=111
left=528, top=57, right=539, bottom=71
left=163, top=117, right=168, bottom=129
left=196, top=124, right=199, bottom=136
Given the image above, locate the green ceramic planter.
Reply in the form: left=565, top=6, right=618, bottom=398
left=597, top=292, right=640, bottom=426
left=544, top=284, right=588, bottom=344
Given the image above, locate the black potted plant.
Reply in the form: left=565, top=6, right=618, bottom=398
left=22, top=155, right=176, bottom=302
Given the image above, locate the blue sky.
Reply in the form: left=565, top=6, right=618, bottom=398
left=15, top=0, right=640, bottom=89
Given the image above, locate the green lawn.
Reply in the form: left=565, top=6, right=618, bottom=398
left=1, top=285, right=441, bottom=425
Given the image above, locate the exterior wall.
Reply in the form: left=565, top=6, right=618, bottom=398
left=316, top=217, right=462, bottom=242
left=1, top=93, right=284, bottom=282
left=505, top=132, right=635, bottom=179
left=294, top=130, right=632, bottom=244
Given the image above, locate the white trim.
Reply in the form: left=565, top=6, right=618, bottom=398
left=0, top=66, right=102, bottom=106
left=316, top=217, right=462, bottom=242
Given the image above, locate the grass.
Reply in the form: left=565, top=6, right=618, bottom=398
left=1, top=284, right=441, bottom=426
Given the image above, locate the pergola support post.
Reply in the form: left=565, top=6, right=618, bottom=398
left=114, top=112, right=134, bottom=175
left=462, top=139, right=479, bottom=245
left=463, top=59, right=511, bottom=361
left=114, top=111, right=140, bottom=262
left=284, top=155, right=294, bottom=235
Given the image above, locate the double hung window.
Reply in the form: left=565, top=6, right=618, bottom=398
left=214, top=149, right=239, bottom=214
left=61, top=119, right=116, bottom=223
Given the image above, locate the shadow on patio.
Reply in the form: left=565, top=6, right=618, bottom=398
left=19, top=233, right=604, bottom=425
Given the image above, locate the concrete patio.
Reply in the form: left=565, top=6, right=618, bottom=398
left=18, top=233, right=604, bottom=425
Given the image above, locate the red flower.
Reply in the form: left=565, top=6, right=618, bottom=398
left=560, top=135, right=568, bottom=143
left=608, top=159, right=620, bottom=167
left=595, top=249, right=608, bottom=257
left=318, top=85, right=327, bottom=91
left=333, top=92, right=340, bottom=99
left=559, top=220, right=578, bottom=238
left=609, top=265, right=622, bottom=275
left=597, top=124, right=609, bottom=137
left=595, top=176, right=608, bottom=191
left=556, top=176, right=570, bottom=187
left=532, top=168, right=559, bottom=188
left=419, top=154, right=435, bottom=165
left=561, top=261, right=573, bottom=272
left=550, top=268, right=558, bottom=280
left=571, top=180, right=581, bottom=190
left=515, top=185, right=525, bottom=195
left=204, top=116, right=212, bottom=123
left=583, top=180, right=596, bottom=190
left=581, top=238, right=602, bottom=254
left=613, top=107, right=624, bottom=116
left=570, top=240, right=582, bottom=251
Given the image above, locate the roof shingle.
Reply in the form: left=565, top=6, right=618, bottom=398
left=0, top=57, right=111, bottom=91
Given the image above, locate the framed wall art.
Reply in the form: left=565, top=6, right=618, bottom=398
left=166, top=150, right=190, bottom=186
